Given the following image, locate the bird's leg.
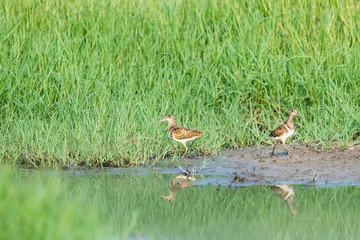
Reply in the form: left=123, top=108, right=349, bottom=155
left=271, top=143, right=276, bottom=157
left=283, top=141, right=291, bottom=156
left=181, top=144, right=188, bottom=158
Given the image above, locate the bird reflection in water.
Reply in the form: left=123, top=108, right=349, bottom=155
left=270, top=185, right=297, bottom=216
left=161, top=170, right=196, bottom=202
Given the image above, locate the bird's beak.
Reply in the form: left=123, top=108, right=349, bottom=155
left=296, top=113, right=302, bottom=119
left=156, top=119, right=165, bottom=125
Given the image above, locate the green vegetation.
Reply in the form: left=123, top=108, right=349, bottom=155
left=0, top=166, right=105, bottom=240
left=0, top=0, right=359, bottom=166
left=0, top=167, right=359, bottom=239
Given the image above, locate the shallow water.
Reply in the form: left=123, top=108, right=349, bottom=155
left=5, top=165, right=360, bottom=240
left=38, top=144, right=360, bottom=188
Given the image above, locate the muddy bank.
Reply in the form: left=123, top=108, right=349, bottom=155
left=185, top=144, right=360, bottom=187
left=39, top=144, right=360, bottom=187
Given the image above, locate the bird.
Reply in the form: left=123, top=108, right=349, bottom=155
left=270, top=185, right=297, bottom=216
left=157, top=114, right=204, bottom=158
left=161, top=174, right=196, bottom=202
left=269, top=109, right=301, bottom=156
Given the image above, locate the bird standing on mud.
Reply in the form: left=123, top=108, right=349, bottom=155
left=269, top=109, right=302, bottom=157
left=157, top=114, right=204, bottom=158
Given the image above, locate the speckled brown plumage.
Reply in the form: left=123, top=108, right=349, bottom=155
left=269, top=124, right=289, bottom=138
left=169, top=126, right=204, bottom=140
left=269, top=109, right=301, bottom=156
left=157, top=114, right=203, bottom=158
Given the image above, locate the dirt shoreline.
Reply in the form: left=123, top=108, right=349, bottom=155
left=19, top=144, right=360, bottom=187
left=181, top=144, right=360, bottom=187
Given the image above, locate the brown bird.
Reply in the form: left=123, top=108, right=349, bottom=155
left=270, top=185, right=297, bottom=216
left=157, top=114, right=204, bottom=158
left=269, top=109, right=301, bottom=156
left=161, top=175, right=196, bottom=202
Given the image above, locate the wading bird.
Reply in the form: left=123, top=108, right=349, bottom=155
left=157, top=114, right=203, bottom=158
left=269, top=109, right=301, bottom=156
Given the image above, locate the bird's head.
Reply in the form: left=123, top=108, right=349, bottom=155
left=156, top=114, right=174, bottom=125
left=289, top=109, right=302, bottom=119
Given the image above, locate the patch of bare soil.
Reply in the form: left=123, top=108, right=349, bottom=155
left=186, top=144, right=360, bottom=186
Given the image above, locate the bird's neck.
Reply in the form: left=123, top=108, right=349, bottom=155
left=167, top=120, right=177, bottom=132
left=285, top=114, right=295, bottom=130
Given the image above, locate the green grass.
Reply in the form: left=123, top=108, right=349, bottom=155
left=1, top=166, right=359, bottom=240
left=0, top=0, right=359, bottom=166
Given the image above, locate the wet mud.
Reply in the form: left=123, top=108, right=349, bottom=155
left=187, top=144, right=360, bottom=187
left=48, top=144, right=360, bottom=187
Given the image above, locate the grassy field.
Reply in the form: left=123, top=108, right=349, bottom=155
left=0, top=0, right=359, bottom=166
left=0, top=166, right=359, bottom=240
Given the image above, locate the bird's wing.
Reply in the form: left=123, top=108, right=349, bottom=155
left=170, top=127, right=204, bottom=140
left=269, top=124, right=289, bottom=138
